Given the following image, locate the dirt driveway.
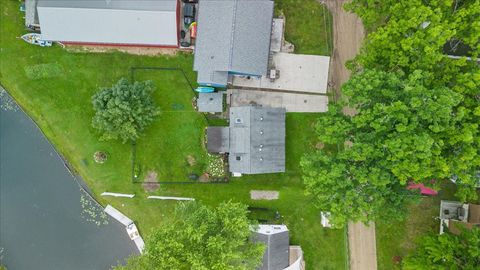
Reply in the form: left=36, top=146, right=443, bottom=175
left=325, top=0, right=365, bottom=100
left=348, top=221, right=378, bottom=270
left=323, top=1, right=377, bottom=270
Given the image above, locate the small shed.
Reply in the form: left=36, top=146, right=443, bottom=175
left=197, top=92, right=223, bottom=113
left=206, top=127, right=229, bottom=153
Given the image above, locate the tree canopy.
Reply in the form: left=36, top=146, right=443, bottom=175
left=115, top=201, right=265, bottom=270
left=402, top=228, right=480, bottom=270
left=91, top=78, right=159, bottom=143
left=302, top=0, right=480, bottom=226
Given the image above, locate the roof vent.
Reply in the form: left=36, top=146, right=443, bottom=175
left=235, top=118, right=242, bottom=124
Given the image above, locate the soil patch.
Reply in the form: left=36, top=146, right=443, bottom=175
left=142, top=170, right=160, bottom=192
left=65, top=45, right=180, bottom=56
left=250, top=190, right=279, bottom=200
left=324, top=0, right=365, bottom=101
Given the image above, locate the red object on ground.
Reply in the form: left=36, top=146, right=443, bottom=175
left=407, top=182, right=438, bottom=196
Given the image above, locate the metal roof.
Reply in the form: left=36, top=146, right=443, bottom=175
left=37, top=0, right=178, bottom=46
left=197, top=92, right=224, bottom=113
left=37, top=0, right=177, bottom=11
left=253, top=225, right=290, bottom=270
left=193, top=0, right=274, bottom=86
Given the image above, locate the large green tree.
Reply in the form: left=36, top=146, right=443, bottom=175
left=349, top=0, right=480, bottom=201
left=302, top=0, right=480, bottom=226
left=92, top=78, right=159, bottom=143
left=116, top=201, right=265, bottom=270
left=403, top=228, right=480, bottom=269
left=302, top=69, right=465, bottom=225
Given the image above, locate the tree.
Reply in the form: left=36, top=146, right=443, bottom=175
left=402, top=228, right=480, bottom=270
left=302, top=1, right=480, bottom=226
left=115, top=201, right=265, bottom=270
left=349, top=0, right=480, bottom=201
left=302, top=68, right=480, bottom=226
left=91, top=78, right=159, bottom=143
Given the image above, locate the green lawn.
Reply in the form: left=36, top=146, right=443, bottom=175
left=133, top=69, right=209, bottom=182
left=376, top=183, right=480, bottom=270
left=276, top=0, right=333, bottom=55
left=0, top=1, right=344, bottom=269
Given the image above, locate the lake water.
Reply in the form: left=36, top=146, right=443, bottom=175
left=0, top=91, right=137, bottom=269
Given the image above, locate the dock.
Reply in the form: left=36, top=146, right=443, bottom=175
left=104, top=205, right=145, bottom=253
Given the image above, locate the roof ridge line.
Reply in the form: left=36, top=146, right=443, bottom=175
left=228, top=0, right=239, bottom=70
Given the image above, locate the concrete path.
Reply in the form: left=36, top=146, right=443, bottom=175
left=323, top=1, right=377, bottom=270
left=227, top=89, right=328, bottom=112
left=325, top=0, right=365, bottom=100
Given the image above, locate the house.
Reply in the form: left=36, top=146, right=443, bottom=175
left=36, top=0, right=180, bottom=47
left=193, top=0, right=274, bottom=87
left=207, top=106, right=285, bottom=175
left=253, top=225, right=305, bottom=270
left=439, top=200, right=480, bottom=234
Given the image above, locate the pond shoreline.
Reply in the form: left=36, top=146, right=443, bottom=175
left=0, top=84, right=137, bottom=270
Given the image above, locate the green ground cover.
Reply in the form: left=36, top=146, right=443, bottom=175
left=276, top=0, right=333, bottom=55
left=0, top=1, right=344, bottom=269
left=376, top=183, right=480, bottom=270
left=132, top=69, right=209, bottom=182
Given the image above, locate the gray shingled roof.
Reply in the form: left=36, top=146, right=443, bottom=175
left=198, top=92, right=224, bottom=113
left=193, top=0, right=274, bottom=86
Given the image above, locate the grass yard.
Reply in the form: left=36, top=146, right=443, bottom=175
left=376, top=182, right=480, bottom=270
left=276, top=0, right=333, bottom=55
left=0, top=1, right=344, bottom=269
left=132, top=69, right=208, bottom=182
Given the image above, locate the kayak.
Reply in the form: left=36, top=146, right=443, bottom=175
left=195, top=87, right=215, bottom=93
left=21, top=33, right=52, bottom=47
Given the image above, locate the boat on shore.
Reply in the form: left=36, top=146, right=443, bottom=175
left=20, top=33, right=52, bottom=47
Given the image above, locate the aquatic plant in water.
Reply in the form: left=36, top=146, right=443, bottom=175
left=0, top=88, right=18, bottom=111
left=79, top=189, right=109, bottom=226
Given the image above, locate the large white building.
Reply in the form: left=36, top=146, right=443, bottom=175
left=36, top=0, right=180, bottom=47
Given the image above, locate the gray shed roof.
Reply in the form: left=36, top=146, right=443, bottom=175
left=193, top=0, right=274, bottom=86
left=197, top=92, right=224, bottom=113
left=37, top=0, right=178, bottom=46
left=253, top=225, right=290, bottom=270
left=207, top=127, right=230, bottom=153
